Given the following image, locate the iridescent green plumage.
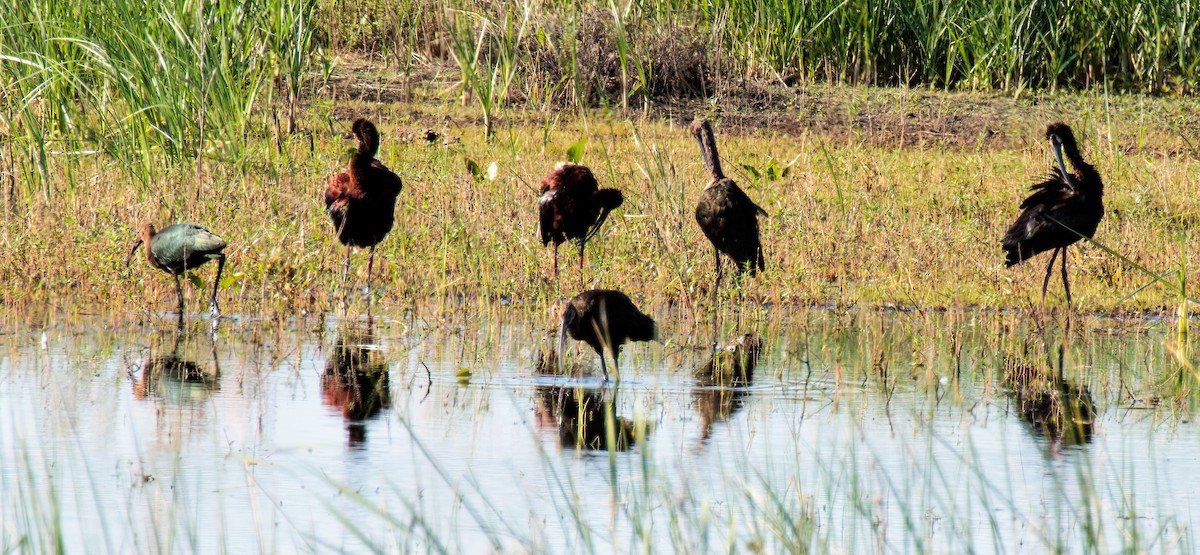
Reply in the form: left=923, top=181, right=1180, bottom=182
left=126, top=222, right=228, bottom=319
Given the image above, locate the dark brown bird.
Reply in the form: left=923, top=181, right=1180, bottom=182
left=1001, top=123, right=1104, bottom=308
left=538, top=163, right=624, bottom=278
left=125, top=222, right=227, bottom=318
left=559, top=289, right=657, bottom=382
left=325, top=118, right=403, bottom=289
left=692, top=119, right=767, bottom=292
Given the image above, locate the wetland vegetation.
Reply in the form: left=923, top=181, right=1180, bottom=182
left=3, top=0, right=1200, bottom=552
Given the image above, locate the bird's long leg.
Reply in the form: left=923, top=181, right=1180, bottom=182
left=599, top=354, right=609, bottom=383
left=342, top=246, right=351, bottom=286
left=209, top=254, right=225, bottom=319
left=579, top=242, right=586, bottom=288
left=1060, top=247, right=1072, bottom=310
left=713, top=247, right=722, bottom=302
left=366, top=246, right=376, bottom=295
left=174, top=275, right=185, bottom=317
left=553, top=244, right=559, bottom=280
left=1041, top=248, right=1060, bottom=307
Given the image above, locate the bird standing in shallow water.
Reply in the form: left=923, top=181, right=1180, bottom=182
left=325, top=118, right=403, bottom=291
left=559, top=289, right=657, bottom=382
left=537, top=163, right=623, bottom=279
left=691, top=119, right=767, bottom=294
left=125, top=222, right=228, bottom=318
left=1001, top=123, right=1104, bottom=309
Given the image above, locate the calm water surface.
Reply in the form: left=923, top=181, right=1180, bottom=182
left=1, top=308, right=1197, bottom=553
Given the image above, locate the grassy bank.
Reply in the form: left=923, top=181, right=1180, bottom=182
left=2, top=1, right=1200, bottom=319
left=0, top=76, right=1198, bottom=318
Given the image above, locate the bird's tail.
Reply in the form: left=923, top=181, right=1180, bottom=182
left=630, top=312, right=658, bottom=343
left=582, top=189, right=624, bottom=243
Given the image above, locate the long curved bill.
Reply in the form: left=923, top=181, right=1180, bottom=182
left=1053, top=137, right=1074, bottom=189
left=558, top=306, right=574, bottom=375
left=124, top=239, right=144, bottom=267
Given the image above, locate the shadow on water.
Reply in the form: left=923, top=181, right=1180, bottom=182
left=322, top=317, right=391, bottom=450
left=1004, top=344, right=1096, bottom=454
left=693, top=334, right=762, bottom=444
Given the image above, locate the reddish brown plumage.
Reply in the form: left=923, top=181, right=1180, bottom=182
left=325, top=119, right=403, bottom=286
left=537, top=163, right=624, bottom=277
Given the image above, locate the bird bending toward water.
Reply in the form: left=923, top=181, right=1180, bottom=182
left=559, top=289, right=657, bottom=382
left=538, top=163, right=623, bottom=279
left=1001, top=123, right=1104, bottom=308
left=325, top=118, right=403, bottom=290
left=692, top=119, right=766, bottom=293
left=125, top=222, right=227, bottom=318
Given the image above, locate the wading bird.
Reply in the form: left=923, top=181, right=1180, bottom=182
left=559, top=289, right=657, bottom=382
left=692, top=119, right=766, bottom=292
left=325, top=118, right=403, bottom=289
left=1001, top=123, right=1104, bottom=308
left=125, top=222, right=227, bottom=318
left=538, top=163, right=623, bottom=278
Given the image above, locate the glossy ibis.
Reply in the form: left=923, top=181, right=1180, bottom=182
left=325, top=118, right=403, bottom=289
left=125, top=222, right=227, bottom=318
left=691, top=119, right=767, bottom=292
left=537, top=163, right=624, bottom=278
left=1001, top=123, right=1104, bottom=308
left=558, top=289, right=657, bottom=382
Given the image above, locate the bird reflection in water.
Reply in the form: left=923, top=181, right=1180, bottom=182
left=693, top=334, right=762, bottom=443
left=534, top=346, right=644, bottom=451
left=535, top=386, right=640, bottom=451
left=131, top=327, right=220, bottom=441
left=322, top=318, right=390, bottom=449
left=1003, top=347, right=1096, bottom=453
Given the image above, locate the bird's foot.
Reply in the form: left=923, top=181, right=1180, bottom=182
left=209, top=301, right=221, bottom=320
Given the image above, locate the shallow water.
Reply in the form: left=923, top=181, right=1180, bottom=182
left=1, top=309, right=1197, bottom=553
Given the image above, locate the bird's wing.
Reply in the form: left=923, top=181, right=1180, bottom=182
left=325, top=172, right=350, bottom=210
left=1019, top=171, right=1071, bottom=210
left=189, top=228, right=227, bottom=253
left=729, top=182, right=768, bottom=217
left=371, top=160, right=404, bottom=196
left=1002, top=175, right=1076, bottom=247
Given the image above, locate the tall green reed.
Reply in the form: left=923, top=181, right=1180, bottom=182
left=0, top=0, right=320, bottom=196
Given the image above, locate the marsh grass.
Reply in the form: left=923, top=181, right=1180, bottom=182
left=3, top=3, right=1200, bottom=322
left=6, top=85, right=1199, bottom=322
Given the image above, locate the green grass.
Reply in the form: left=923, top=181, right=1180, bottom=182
left=2, top=1, right=1200, bottom=319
